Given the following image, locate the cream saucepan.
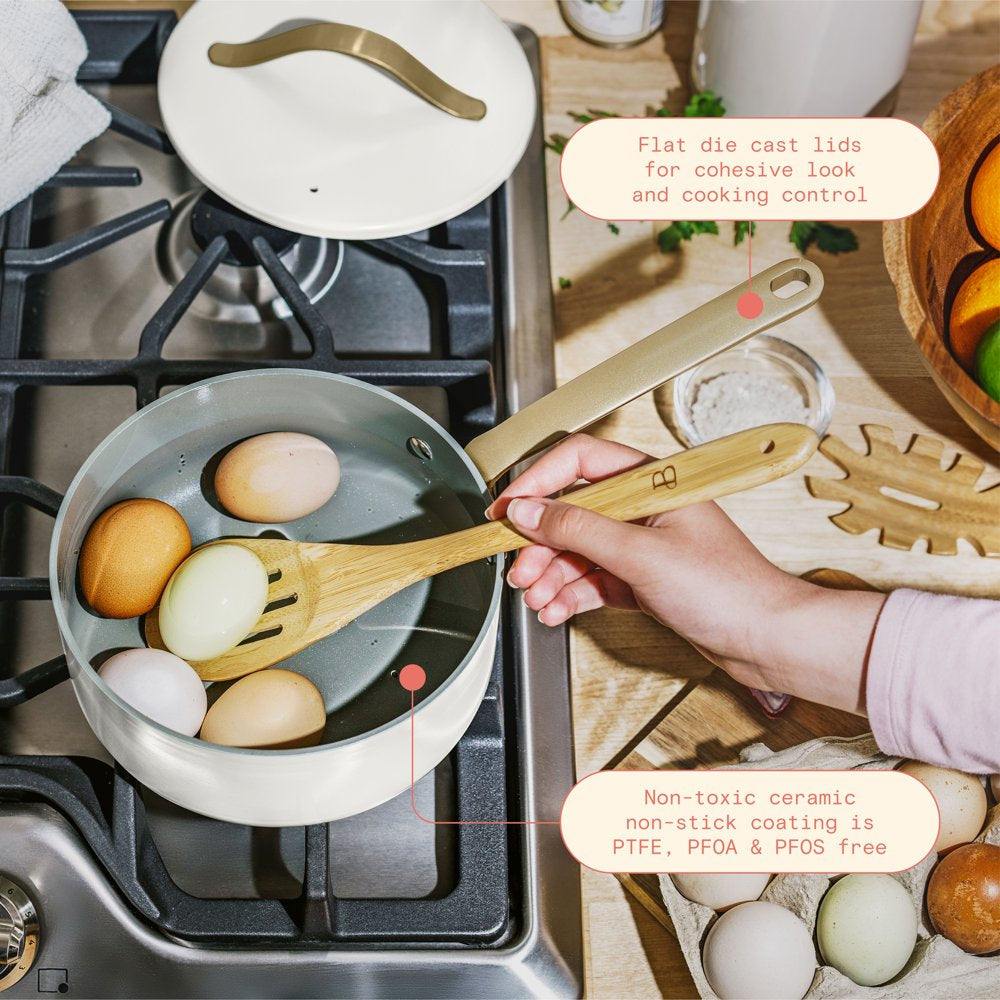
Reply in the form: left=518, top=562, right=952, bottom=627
left=50, top=259, right=822, bottom=826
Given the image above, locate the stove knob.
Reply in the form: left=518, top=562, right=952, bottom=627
left=0, top=876, right=39, bottom=993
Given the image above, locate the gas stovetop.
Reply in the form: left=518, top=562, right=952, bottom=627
left=0, top=10, right=580, bottom=998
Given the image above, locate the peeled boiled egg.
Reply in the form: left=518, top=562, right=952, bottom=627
left=702, top=901, right=816, bottom=1000
left=98, top=648, right=207, bottom=736
left=215, top=432, right=341, bottom=523
left=199, top=669, right=326, bottom=749
left=79, top=498, right=191, bottom=618
left=897, top=761, right=987, bottom=852
left=671, top=872, right=771, bottom=911
left=816, top=873, right=916, bottom=986
left=927, top=842, right=1000, bottom=954
left=157, top=543, right=269, bottom=661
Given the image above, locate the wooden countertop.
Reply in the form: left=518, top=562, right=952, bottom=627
left=489, top=1, right=1000, bottom=996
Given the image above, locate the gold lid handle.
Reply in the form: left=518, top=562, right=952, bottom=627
left=208, top=22, right=487, bottom=121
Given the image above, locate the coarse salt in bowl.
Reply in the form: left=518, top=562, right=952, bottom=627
left=667, top=335, right=835, bottom=447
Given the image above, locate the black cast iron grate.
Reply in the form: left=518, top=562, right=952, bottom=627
left=0, top=10, right=512, bottom=947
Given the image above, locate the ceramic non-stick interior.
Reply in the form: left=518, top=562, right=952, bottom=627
left=56, top=371, right=498, bottom=743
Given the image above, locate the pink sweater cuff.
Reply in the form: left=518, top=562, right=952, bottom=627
left=867, top=589, right=1000, bottom=774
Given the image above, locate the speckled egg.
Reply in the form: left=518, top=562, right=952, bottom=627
left=214, top=432, right=341, bottom=523
left=927, top=843, right=1000, bottom=954
left=79, top=498, right=191, bottom=618
left=897, top=761, right=988, bottom=852
left=99, top=648, right=206, bottom=736
left=702, top=901, right=816, bottom=1000
left=158, top=543, right=269, bottom=661
left=200, top=669, right=326, bottom=749
left=817, top=874, right=917, bottom=986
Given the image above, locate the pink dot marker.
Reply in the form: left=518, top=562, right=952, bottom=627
left=737, top=291, right=764, bottom=319
left=399, top=663, right=426, bottom=692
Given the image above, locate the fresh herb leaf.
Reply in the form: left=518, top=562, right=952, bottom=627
left=733, top=221, right=757, bottom=246
left=607, top=223, right=620, bottom=235
left=813, top=222, right=859, bottom=254
left=654, top=106, right=673, bottom=117
left=684, top=91, right=726, bottom=117
left=657, top=220, right=719, bottom=253
left=789, top=221, right=817, bottom=253
left=567, top=109, right=619, bottom=125
left=789, top=221, right=858, bottom=255
left=558, top=276, right=572, bottom=289
left=544, top=133, right=569, bottom=155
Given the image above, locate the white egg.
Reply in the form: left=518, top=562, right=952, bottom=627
left=158, top=543, right=269, bottom=661
left=98, top=648, right=207, bottom=737
left=991, top=774, right=1000, bottom=803
left=671, top=872, right=771, bottom=910
left=817, top=874, right=916, bottom=987
left=897, top=761, right=988, bottom=852
left=702, top=901, right=816, bottom=1000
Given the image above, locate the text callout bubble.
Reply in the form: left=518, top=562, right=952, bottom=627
left=560, top=770, right=939, bottom=874
left=560, top=118, right=939, bottom=221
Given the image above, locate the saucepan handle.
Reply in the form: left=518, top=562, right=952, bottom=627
left=465, top=258, right=824, bottom=487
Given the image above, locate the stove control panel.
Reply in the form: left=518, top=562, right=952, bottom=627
left=0, top=877, right=38, bottom=993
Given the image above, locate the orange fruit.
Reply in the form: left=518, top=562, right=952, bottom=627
left=970, top=143, right=1000, bottom=250
left=949, top=257, right=1000, bottom=370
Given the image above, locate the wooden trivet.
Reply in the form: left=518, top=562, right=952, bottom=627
left=806, top=425, right=999, bottom=557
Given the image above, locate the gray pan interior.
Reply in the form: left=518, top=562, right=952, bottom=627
left=57, top=371, right=499, bottom=742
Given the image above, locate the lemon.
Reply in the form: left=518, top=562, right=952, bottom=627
left=950, top=258, right=1000, bottom=370
left=974, top=318, right=1000, bottom=402
left=970, top=143, right=1000, bottom=250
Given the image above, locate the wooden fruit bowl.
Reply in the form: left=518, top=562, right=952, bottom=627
left=883, top=65, right=1000, bottom=451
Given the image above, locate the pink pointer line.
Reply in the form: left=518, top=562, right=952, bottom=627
left=747, top=219, right=753, bottom=291
left=408, top=692, right=561, bottom=826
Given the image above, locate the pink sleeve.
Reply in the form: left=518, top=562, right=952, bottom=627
left=866, top=588, right=1000, bottom=774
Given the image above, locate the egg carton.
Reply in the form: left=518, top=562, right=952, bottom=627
left=658, top=734, right=1000, bottom=999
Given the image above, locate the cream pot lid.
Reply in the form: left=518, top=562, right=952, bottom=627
left=157, top=0, right=536, bottom=239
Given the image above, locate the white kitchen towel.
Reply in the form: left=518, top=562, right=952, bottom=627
left=0, top=0, right=110, bottom=214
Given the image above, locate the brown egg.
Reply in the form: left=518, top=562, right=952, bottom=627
left=78, top=499, right=191, bottom=618
left=214, top=432, right=340, bottom=523
left=927, top=842, right=1000, bottom=954
left=199, top=669, right=326, bottom=749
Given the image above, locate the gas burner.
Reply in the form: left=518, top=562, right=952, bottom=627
left=156, top=188, right=343, bottom=324
left=190, top=189, right=298, bottom=264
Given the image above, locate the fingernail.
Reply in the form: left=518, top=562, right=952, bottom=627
left=508, top=498, right=543, bottom=530
left=506, top=569, right=520, bottom=589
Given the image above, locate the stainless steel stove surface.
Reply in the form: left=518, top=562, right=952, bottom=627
left=0, top=11, right=580, bottom=998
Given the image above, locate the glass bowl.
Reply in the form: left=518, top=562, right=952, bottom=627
left=667, top=335, right=835, bottom=448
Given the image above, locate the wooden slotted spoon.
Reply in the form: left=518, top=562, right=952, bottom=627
left=145, top=424, right=818, bottom=681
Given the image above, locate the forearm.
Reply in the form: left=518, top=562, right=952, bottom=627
left=748, top=578, right=887, bottom=716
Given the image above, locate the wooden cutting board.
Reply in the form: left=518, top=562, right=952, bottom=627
left=611, top=568, right=875, bottom=935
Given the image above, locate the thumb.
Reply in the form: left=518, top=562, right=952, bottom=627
left=505, top=497, right=647, bottom=580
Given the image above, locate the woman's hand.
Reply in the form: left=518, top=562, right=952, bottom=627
left=487, top=433, right=884, bottom=713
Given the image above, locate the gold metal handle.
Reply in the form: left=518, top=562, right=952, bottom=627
left=208, top=23, right=487, bottom=121
left=466, top=258, right=824, bottom=486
